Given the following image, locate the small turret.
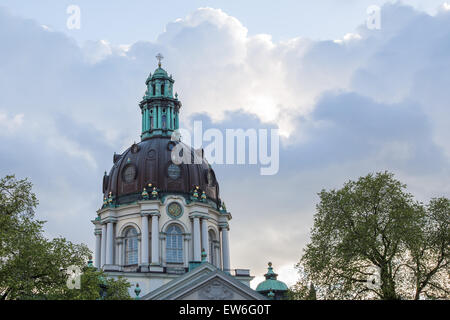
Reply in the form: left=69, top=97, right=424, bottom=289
left=256, top=262, right=288, bottom=300
left=139, top=53, right=181, bottom=140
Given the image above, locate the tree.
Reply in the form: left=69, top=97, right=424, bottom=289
left=406, top=197, right=449, bottom=299
left=288, top=265, right=317, bottom=300
left=287, top=278, right=309, bottom=300
left=0, top=175, right=131, bottom=300
left=296, top=171, right=449, bottom=300
left=56, top=264, right=131, bottom=300
left=306, top=283, right=317, bottom=300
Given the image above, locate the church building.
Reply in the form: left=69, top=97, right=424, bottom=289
left=91, top=55, right=287, bottom=300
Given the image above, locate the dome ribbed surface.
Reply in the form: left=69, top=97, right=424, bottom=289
left=103, top=137, right=220, bottom=206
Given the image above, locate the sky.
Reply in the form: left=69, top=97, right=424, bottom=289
left=0, top=0, right=450, bottom=289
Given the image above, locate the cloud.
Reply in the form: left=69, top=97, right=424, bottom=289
left=0, top=3, right=449, bottom=287
left=0, top=111, right=24, bottom=133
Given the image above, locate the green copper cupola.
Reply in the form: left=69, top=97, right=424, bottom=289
left=140, top=53, right=181, bottom=140
left=256, top=262, right=288, bottom=300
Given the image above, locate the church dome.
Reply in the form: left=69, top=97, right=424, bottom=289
left=102, top=55, right=221, bottom=208
left=103, top=137, right=221, bottom=207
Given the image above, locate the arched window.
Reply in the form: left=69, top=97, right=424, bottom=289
left=124, top=228, right=138, bottom=265
left=162, top=115, right=167, bottom=129
left=166, top=225, right=183, bottom=263
left=208, top=230, right=216, bottom=265
left=161, top=84, right=165, bottom=95
left=152, top=84, right=156, bottom=96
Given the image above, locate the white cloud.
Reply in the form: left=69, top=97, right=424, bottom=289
left=82, top=40, right=131, bottom=64
left=40, top=24, right=52, bottom=31
left=441, top=2, right=450, bottom=11
left=46, top=135, right=98, bottom=169
left=334, top=32, right=362, bottom=44
left=0, top=111, right=24, bottom=133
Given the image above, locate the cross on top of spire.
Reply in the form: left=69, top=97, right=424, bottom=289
left=156, top=53, right=164, bottom=67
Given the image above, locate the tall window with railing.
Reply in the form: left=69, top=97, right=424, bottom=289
left=166, top=225, right=183, bottom=263
left=124, top=228, right=138, bottom=265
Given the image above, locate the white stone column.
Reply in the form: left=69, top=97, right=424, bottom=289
left=151, top=214, right=160, bottom=265
left=101, top=224, right=107, bottom=267
left=201, top=218, right=209, bottom=261
left=117, top=239, right=123, bottom=266
left=221, top=227, right=230, bottom=272
left=94, top=229, right=101, bottom=268
left=160, top=234, right=166, bottom=266
left=106, top=221, right=114, bottom=265
left=193, top=217, right=201, bottom=261
left=137, top=238, right=141, bottom=265
left=115, top=239, right=119, bottom=265
left=141, top=213, right=149, bottom=266
left=183, top=235, right=191, bottom=267
left=214, top=242, right=221, bottom=268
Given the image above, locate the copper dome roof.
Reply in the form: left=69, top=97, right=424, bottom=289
left=102, top=136, right=220, bottom=207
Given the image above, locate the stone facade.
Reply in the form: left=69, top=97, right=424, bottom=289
left=92, top=59, right=257, bottom=299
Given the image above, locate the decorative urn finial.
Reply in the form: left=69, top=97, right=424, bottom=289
left=192, top=187, right=199, bottom=199
left=151, top=186, right=158, bottom=198
left=134, top=283, right=141, bottom=300
left=142, top=187, right=149, bottom=200
left=107, top=192, right=113, bottom=205
left=87, top=255, right=94, bottom=268
left=201, top=248, right=207, bottom=262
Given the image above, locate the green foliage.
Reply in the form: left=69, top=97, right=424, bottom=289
left=288, top=279, right=310, bottom=300
left=0, top=175, right=131, bottom=300
left=56, top=266, right=131, bottom=300
left=287, top=283, right=309, bottom=300
left=406, top=197, right=450, bottom=299
left=296, top=171, right=449, bottom=300
left=288, top=270, right=317, bottom=300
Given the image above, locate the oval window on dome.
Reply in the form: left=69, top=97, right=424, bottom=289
left=147, top=149, right=156, bottom=159
left=167, top=163, right=181, bottom=180
left=123, top=165, right=137, bottom=183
